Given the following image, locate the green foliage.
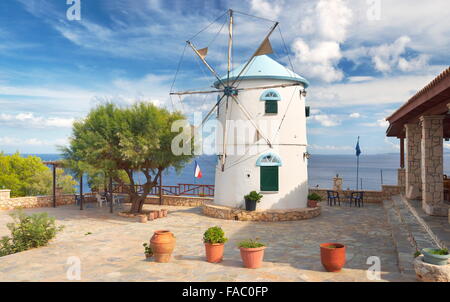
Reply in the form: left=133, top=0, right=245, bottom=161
left=307, top=193, right=322, bottom=201
left=61, top=102, right=194, bottom=213
left=0, top=210, right=63, bottom=256
left=244, top=191, right=263, bottom=203
left=143, top=242, right=153, bottom=255
left=238, top=238, right=265, bottom=249
left=0, top=152, right=76, bottom=197
left=203, top=226, right=228, bottom=244
left=429, top=248, right=449, bottom=255
left=414, top=251, right=421, bottom=258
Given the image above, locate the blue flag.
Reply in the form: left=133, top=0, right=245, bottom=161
left=355, top=137, right=361, bottom=157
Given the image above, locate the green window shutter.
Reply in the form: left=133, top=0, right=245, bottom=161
left=260, top=166, right=279, bottom=191
left=305, top=106, right=310, bottom=117
left=265, top=100, right=278, bottom=114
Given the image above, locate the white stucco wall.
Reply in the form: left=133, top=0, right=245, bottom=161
left=213, top=78, right=308, bottom=210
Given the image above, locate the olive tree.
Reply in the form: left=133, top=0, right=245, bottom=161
left=62, top=102, right=193, bottom=213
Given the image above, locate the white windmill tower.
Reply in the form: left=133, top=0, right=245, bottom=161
left=171, top=9, right=310, bottom=210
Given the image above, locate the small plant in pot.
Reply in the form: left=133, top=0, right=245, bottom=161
left=143, top=242, right=153, bottom=259
left=203, top=226, right=228, bottom=263
left=421, top=248, right=449, bottom=266
left=238, top=238, right=266, bottom=269
left=244, top=191, right=263, bottom=211
left=320, top=243, right=346, bottom=272
left=307, top=193, right=322, bottom=208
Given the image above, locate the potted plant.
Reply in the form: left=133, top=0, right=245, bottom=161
left=244, top=191, right=263, bottom=211
left=320, top=243, right=346, bottom=272
left=238, top=238, right=266, bottom=269
left=422, top=248, right=449, bottom=266
left=307, top=193, right=322, bottom=208
left=203, top=226, right=228, bottom=263
left=143, top=242, right=153, bottom=259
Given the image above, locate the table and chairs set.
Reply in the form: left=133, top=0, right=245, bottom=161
left=75, top=192, right=126, bottom=208
left=326, top=190, right=364, bottom=207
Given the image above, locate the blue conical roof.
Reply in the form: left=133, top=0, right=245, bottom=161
left=214, top=55, right=309, bottom=88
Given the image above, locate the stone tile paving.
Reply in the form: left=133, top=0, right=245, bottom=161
left=0, top=203, right=414, bottom=282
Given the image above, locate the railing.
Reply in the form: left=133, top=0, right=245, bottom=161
left=112, top=183, right=214, bottom=197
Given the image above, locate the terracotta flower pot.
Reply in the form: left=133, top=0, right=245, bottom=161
left=153, top=210, right=159, bottom=219
left=139, top=215, right=148, bottom=223
left=150, top=230, right=176, bottom=263
left=159, top=210, right=164, bottom=218
left=320, top=243, right=346, bottom=272
left=240, top=246, right=266, bottom=269
left=204, top=243, right=224, bottom=263
left=161, top=209, right=168, bottom=217
left=307, top=200, right=318, bottom=208
left=148, top=212, right=155, bottom=220
left=145, top=253, right=153, bottom=259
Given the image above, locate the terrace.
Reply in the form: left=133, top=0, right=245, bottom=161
left=0, top=201, right=414, bottom=282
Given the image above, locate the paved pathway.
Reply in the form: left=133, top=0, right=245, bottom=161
left=0, top=203, right=413, bottom=282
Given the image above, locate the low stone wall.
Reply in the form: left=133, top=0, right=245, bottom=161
left=143, top=195, right=212, bottom=207
left=0, top=193, right=76, bottom=210
left=202, top=203, right=321, bottom=222
left=308, top=185, right=402, bottom=204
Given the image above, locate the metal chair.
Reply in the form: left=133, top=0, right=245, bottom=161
left=327, top=190, right=341, bottom=206
left=350, top=191, right=364, bottom=207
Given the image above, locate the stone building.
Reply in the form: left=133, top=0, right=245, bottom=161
left=386, top=67, right=450, bottom=217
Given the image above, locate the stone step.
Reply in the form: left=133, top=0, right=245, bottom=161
left=382, top=199, right=416, bottom=276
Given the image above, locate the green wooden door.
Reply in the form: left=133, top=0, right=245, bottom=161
left=260, top=166, right=279, bottom=191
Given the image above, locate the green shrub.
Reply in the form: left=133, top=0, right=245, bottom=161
left=244, top=191, right=263, bottom=203
left=238, top=238, right=265, bottom=249
left=307, top=193, right=322, bottom=201
left=203, top=226, right=228, bottom=244
left=0, top=210, right=63, bottom=257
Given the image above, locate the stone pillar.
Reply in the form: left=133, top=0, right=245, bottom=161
left=420, top=115, right=447, bottom=216
left=333, top=175, right=343, bottom=191
left=397, top=168, right=406, bottom=188
left=405, top=123, right=422, bottom=200
left=0, top=189, right=11, bottom=200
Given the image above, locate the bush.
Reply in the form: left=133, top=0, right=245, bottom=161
left=307, top=193, right=322, bottom=201
left=0, top=210, right=63, bottom=257
left=244, top=191, right=263, bottom=203
left=203, top=226, right=228, bottom=244
left=238, top=238, right=265, bottom=249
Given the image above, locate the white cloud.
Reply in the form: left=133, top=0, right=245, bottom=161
left=0, top=113, right=74, bottom=128
left=361, top=118, right=389, bottom=128
left=308, top=113, right=342, bottom=127
left=345, top=36, right=430, bottom=73
left=0, top=136, right=68, bottom=147
left=349, top=113, right=361, bottom=118
left=250, top=0, right=283, bottom=20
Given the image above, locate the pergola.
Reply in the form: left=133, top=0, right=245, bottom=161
left=43, top=161, right=115, bottom=213
left=386, top=67, right=450, bottom=217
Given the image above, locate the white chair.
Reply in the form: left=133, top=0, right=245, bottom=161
left=95, top=193, right=107, bottom=207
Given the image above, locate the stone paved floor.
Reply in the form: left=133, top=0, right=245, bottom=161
left=0, top=203, right=414, bottom=282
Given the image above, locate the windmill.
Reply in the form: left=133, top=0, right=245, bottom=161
left=170, top=9, right=306, bottom=172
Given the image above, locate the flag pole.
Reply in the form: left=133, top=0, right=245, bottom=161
left=356, top=136, right=360, bottom=191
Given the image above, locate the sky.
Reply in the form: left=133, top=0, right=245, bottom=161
left=0, top=0, right=449, bottom=154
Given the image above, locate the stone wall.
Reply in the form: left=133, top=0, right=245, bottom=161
left=308, top=185, right=402, bottom=204
left=144, top=195, right=212, bottom=207
left=202, top=203, right=321, bottom=222
left=0, top=192, right=76, bottom=210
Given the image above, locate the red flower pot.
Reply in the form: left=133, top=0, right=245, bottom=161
left=150, top=230, right=176, bottom=263
left=204, top=243, right=224, bottom=263
left=240, top=247, right=266, bottom=269
left=320, top=243, right=346, bottom=272
left=307, top=200, right=318, bottom=208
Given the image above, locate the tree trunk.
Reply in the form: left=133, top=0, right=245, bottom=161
left=126, top=168, right=162, bottom=214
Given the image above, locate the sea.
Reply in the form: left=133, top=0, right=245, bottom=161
left=23, top=153, right=450, bottom=193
